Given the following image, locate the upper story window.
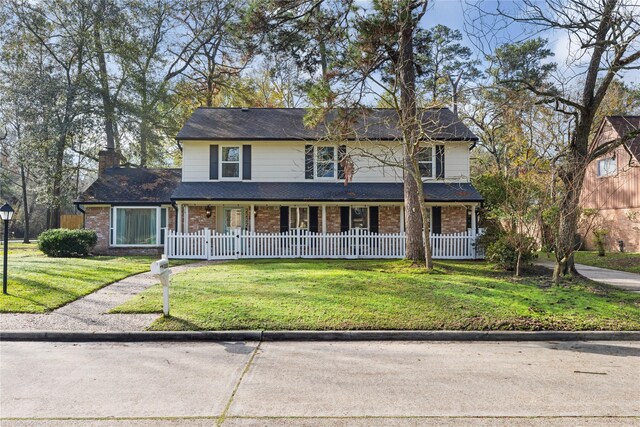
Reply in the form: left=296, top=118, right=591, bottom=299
left=289, top=207, right=309, bottom=230
left=418, top=147, right=435, bottom=178
left=316, top=146, right=336, bottom=179
left=596, top=157, right=617, bottom=177
left=221, top=146, right=241, bottom=179
left=350, top=207, right=369, bottom=229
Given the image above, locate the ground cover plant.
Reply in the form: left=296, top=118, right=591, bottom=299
left=112, top=259, right=640, bottom=331
left=0, top=243, right=192, bottom=313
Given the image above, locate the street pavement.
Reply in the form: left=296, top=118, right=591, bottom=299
left=1, top=340, right=639, bottom=426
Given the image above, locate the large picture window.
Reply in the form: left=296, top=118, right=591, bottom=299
left=350, top=207, right=369, bottom=229
left=597, top=157, right=617, bottom=177
left=418, top=147, right=434, bottom=178
left=221, top=146, right=241, bottom=179
left=111, top=207, right=166, bottom=246
left=289, top=207, right=309, bottom=230
left=316, top=146, right=336, bottom=178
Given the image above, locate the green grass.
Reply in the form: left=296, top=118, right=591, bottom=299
left=0, top=243, right=193, bottom=313
left=111, top=259, right=640, bottom=331
left=573, top=251, right=640, bottom=274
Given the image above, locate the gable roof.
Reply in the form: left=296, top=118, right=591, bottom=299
left=176, top=107, right=478, bottom=142
left=76, top=168, right=181, bottom=205
left=602, top=116, right=640, bottom=160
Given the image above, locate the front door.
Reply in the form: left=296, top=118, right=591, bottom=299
left=223, top=208, right=245, bottom=234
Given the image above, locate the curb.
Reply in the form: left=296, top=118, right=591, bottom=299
left=2, top=330, right=640, bottom=342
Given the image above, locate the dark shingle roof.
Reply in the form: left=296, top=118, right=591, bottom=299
left=605, top=116, right=640, bottom=160
left=76, top=168, right=181, bottom=205
left=171, top=182, right=483, bottom=203
left=176, top=108, right=478, bottom=142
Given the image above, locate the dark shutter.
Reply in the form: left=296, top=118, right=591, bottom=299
left=340, top=206, right=350, bottom=233
left=436, top=145, right=445, bottom=179
left=309, top=206, right=319, bottom=233
left=432, top=207, right=442, bottom=234
left=242, top=145, right=251, bottom=180
left=209, top=145, right=219, bottom=180
left=369, top=206, right=379, bottom=234
left=280, top=206, right=289, bottom=232
left=337, top=145, right=347, bottom=179
left=305, top=145, right=314, bottom=179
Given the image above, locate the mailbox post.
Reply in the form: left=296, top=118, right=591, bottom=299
left=151, top=255, right=172, bottom=316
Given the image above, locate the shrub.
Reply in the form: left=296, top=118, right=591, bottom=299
left=485, top=233, right=536, bottom=274
left=38, top=229, right=97, bottom=257
left=592, top=228, right=609, bottom=257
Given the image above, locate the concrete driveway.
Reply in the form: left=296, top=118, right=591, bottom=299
left=1, top=340, right=639, bottom=426
left=536, top=259, right=640, bottom=292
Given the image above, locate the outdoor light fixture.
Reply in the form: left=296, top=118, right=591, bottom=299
left=205, top=205, right=212, bottom=218
left=1, top=202, right=15, bottom=295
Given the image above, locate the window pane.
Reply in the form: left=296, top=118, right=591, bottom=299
left=598, top=158, right=616, bottom=176
left=316, top=147, right=335, bottom=178
left=351, top=207, right=368, bottom=229
left=116, top=208, right=157, bottom=245
left=222, top=147, right=240, bottom=162
left=417, top=147, right=432, bottom=161
left=222, top=163, right=240, bottom=178
left=289, top=207, right=309, bottom=229
left=419, top=162, right=433, bottom=178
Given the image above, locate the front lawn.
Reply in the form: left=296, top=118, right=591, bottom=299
left=573, top=251, right=640, bottom=274
left=112, top=259, right=640, bottom=331
left=0, top=243, right=191, bottom=313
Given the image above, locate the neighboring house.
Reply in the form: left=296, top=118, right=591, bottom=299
left=76, top=107, right=484, bottom=259
left=580, top=116, right=640, bottom=252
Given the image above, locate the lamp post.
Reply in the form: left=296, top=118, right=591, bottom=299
left=1, top=202, right=15, bottom=295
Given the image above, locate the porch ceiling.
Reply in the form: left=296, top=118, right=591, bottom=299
left=171, top=182, right=484, bottom=203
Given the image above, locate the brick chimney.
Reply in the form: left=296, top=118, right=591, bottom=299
left=98, top=148, right=120, bottom=176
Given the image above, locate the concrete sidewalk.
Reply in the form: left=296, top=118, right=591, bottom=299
left=0, top=261, right=210, bottom=332
left=1, top=341, right=639, bottom=426
left=536, top=258, right=640, bottom=292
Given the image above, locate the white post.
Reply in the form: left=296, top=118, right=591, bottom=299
left=177, top=204, right=183, bottom=233
left=204, top=228, right=210, bottom=260
left=250, top=204, right=255, bottom=232
left=162, top=274, right=170, bottom=316
left=471, top=204, right=477, bottom=259
left=322, top=205, right=327, bottom=234
left=184, top=205, right=189, bottom=233
left=399, top=205, right=405, bottom=234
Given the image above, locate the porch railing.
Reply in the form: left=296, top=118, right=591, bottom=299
left=165, top=228, right=484, bottom=260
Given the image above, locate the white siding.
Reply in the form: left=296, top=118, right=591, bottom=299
left=181, top=140, right=470, bottom=183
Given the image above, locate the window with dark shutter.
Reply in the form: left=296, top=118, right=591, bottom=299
left=242, top=145, right=251, bottom=180
left=337, top=145, right=347, bottom=179
left=309, top=207, right=319, bottom=233
left=432, top=207, right=442, bottom=234
left=340, top=207, right=350, bottom=233
left=209, top=145, right=219, bottom=180
left=369, top=206, right=379, bottom=234
left=436, top=145, right=445, bottom=179
left=280, top=206, right=289, bottom=233
left=305, top=145, right=314, bottom=179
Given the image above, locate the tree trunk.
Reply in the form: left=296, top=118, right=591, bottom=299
left=50, top=134, right=66, bottom=229
left=93, top=1, right=116, bottom=150
left=398, top=2, right=425, bottom=263
left=20, top=163, right=30, bottom=243
left=515, top=251, right=522, bottom=277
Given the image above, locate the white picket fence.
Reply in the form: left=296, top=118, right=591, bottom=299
left=165, top=228, right=484, bottom=260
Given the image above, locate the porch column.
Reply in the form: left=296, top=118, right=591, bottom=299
left=399, top=205, right=405, bottom=234
left=471, top=204, right=477, bottom=235
left=250, top=204, right=255, bottom=232
left=184, top=205, right=189, bottom=233
left=177, top=204, right=183, bottom=233
left=322, top=205, right=327, bottom=234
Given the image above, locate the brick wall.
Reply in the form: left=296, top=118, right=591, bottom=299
left=186, top=206, right=217, bottom=232
left=379, top=206, right=401, bottom=233
left=255, top=206, right=281, bottom=233
left=325, top=206, right=342, bottom=233
left=84, top=206, right=110, bottom=253
left=441, top=206, right=467, bottom=234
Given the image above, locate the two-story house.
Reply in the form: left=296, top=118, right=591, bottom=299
left=76, top=107, right=483, bottom=259
left=580, top=116, right=640, bottom=252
